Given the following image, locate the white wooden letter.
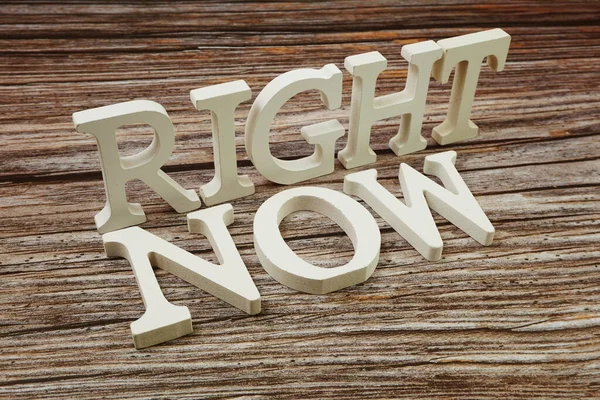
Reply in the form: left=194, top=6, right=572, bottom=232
left=344, top=151, right=494, bottom=261
left=245, top=65, right=345, bottom=184
left=432, top=28, right=511, bottom=145
left=103, top=204, right=260, bottom=349
left=338, top=41, right=443, bottom=169
left=72, top=100, right=201, bottom=234
left=254, top=187, right=380, bottom=294
left=190, top=80, right=255, bottom=206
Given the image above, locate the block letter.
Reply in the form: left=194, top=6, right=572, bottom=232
left=344, top=151, right=494, bottom=261
left=338, top=41, right=443, bottom=169
left=254, top=187, right=380, bottom=294
left=103, top=204, right=260, bottom=349
left=73, top=100, right=201, bottom=234
left=190, top=80, right=255, bottom=206
left=432, top=28, right=511, bottom=145
left=245, top=65, right=345, bottom=184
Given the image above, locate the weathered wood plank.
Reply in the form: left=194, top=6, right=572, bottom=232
left=1, top=1, right=598, bottom=39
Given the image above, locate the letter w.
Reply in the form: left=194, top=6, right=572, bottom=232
left=343, top=151, right=494, bottom=261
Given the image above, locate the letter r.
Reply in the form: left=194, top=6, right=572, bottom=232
left=73, top=100, right=201, bottom=234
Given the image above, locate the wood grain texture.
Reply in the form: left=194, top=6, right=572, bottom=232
left=1, top=1, right=599, bottom=398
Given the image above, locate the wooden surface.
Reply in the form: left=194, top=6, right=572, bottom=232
left=1, top=1, right=599, bottom=398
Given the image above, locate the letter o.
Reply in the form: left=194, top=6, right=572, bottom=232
left=254, top=187, right=381, bottom=294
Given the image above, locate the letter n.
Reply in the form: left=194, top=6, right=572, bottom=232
left=102, top=204, right=260, bottom=349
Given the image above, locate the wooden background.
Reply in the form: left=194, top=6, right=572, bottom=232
left=1, top=1, right=599, bottom=398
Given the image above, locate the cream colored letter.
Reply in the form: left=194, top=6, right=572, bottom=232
left=73, top=100, right=201, bottom=234
left=103, top=204, right=260, bottom=349
left=338, top=41, right=443, bottom=169
left=254, top=187, right=380, bottom=294
left=245, top=65, right=345, bottom=184
left=344, top=151, right=494, bottom=261
left=190, top=80, right=255, bottom=206
left=432, top=28, right=511, bottom=145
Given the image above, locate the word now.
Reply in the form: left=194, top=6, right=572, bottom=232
left=101, top=151, right=494, bottom=349
left=72, top=29, right=509, bottom=349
